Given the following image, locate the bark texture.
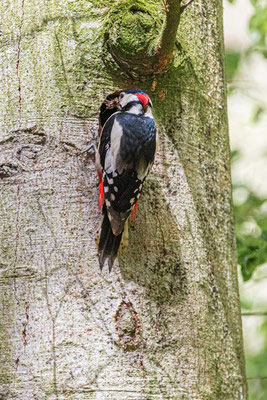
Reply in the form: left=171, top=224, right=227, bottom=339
left=0, top=0, right=247, bottom=399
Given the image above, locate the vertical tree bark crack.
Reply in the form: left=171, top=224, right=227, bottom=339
left=54, top=31, right=74, bottom=103
left=12, top=185, right=22, bottom=302
left=16, top=0, right=25, bottom=118
left=22, top=301, right=29, bottom=346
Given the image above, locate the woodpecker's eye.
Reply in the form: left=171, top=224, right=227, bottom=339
left=119, top=93, right=125, bottom=99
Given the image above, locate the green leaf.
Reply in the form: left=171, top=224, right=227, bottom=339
left=233, top=183, right=267, bottom=280
left=231, top=150, right=240, bottom=162
left=238, top=236, right=267, bottom=281
left=225, top=51, right=241, bottom=82
left=251, top=106, right=264, bottom=123
left=249, top=6, right=267, bottom=58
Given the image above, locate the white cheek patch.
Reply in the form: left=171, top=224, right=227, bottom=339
left=126, top=104, right=142, bottom=115
left=120, top=93, right=138, bottom=108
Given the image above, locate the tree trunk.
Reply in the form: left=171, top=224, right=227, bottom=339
left=0, top=1, right=247, bottom=399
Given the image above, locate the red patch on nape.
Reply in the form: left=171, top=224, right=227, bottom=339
left=98, top=172, right=105, bottom=210
left=135, top=93, right=149, bottom=111
left=130, top=201, right=138, bottom=222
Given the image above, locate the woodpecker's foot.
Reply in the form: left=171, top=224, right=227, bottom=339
left=77, top=142, right=97, bottom=157
left=77, top=143, right=97, bottom=166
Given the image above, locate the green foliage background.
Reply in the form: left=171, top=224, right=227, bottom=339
left=225, top=0, right=267, bottom=280
left=226, top=0, right=267, bottom=398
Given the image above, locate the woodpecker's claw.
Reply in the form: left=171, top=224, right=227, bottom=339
left=77, top=143, right=97, bottom=156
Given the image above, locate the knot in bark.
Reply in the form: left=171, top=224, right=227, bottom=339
left=103, top=0, right=163, bottom=76
left=115, top=301, right=141, bottom=350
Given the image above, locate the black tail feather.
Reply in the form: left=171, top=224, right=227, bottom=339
left=99, top=206, right=123, bottom=271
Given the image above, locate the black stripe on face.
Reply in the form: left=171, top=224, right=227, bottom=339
left=123, top=100, right=142, bottom=112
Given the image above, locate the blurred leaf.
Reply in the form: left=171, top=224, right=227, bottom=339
left=231, top=149, right=241, bottom=162
left=225, top=50, right=241, bottom=81
left=251, top=106, right=264, bottom=123
left=227, top=0, right=236, bottom=3
left=246, top=315, right=267, bottom=400
left=249, top=6, right=267, bottom=58
left=227, top=85, right=236, bottom=96
left=240, top=297, right=254, bottom=311
left=238, top=236, right=267, bottom=281
left=234, top=188, right=267, bottom=281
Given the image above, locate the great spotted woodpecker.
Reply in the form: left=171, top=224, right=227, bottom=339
left=96, top=89, right=157, bottom=271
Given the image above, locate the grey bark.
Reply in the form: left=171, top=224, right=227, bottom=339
left=0, top=0, right=247, bottom=399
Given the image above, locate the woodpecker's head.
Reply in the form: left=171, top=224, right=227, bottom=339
left=119, top=88, right=152, bottom=115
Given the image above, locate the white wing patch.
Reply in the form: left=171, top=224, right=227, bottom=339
left=103, top=118, right=125, bottom=222
left=104, top=118, right=123, bottom=174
